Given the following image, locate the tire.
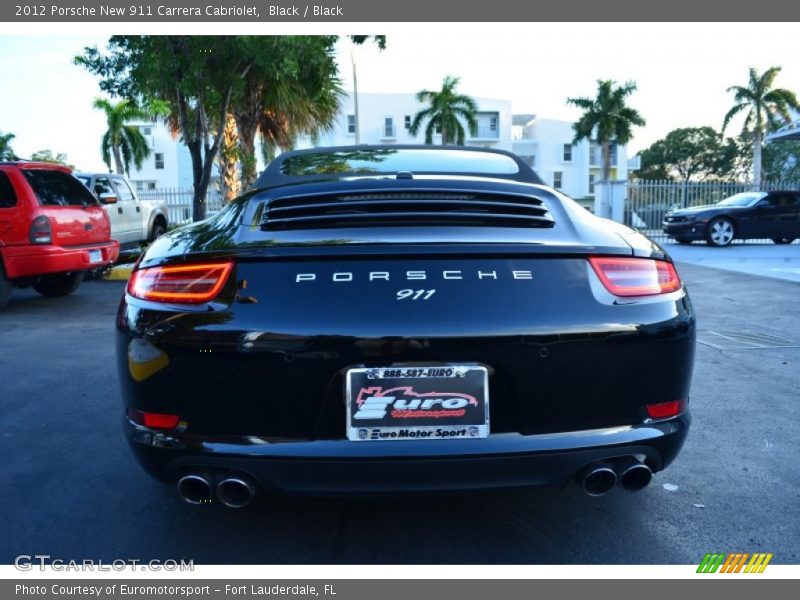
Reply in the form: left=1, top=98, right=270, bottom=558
left=32, top=272, right=84, bottom=297
left=675, top=237, right=693, bottom=245
left=772, top=237, right=795, bottom=245
left=149, top=219, right=167, bottom=242
left=705, top=217, right=735, bottom=247
left=0, top=263, right=13, bottom=310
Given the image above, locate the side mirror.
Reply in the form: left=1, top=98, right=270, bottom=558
left=99, top=192, right=118, bottom=205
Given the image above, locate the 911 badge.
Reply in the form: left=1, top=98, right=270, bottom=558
left=346, top=365, right=489, bottom=441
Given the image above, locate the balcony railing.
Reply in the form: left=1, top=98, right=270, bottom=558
left=470, top=126, right=500, bottom=139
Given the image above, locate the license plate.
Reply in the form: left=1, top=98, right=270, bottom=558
left=346, top=365, right=489, bottom=441
left=88, top=249, right=102, bottom=263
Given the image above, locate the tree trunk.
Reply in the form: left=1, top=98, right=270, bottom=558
left=220, top=114, right=240, bottom=203
left=752, top=130, right=763, bottom=187
left=601, top=142, right=612, bottom=183
left=233, top=82, right=261, bottom=191
left=187, top=139, right=206, bottom=222
left=112, top=145, right=124, bottom=175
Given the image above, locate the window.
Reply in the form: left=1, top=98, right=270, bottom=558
left=489, top=115, right=498, bottom=132
left=588, top=174, right=596, bottom=195
left=0, top=171, right=17, bottom=208
left=154, top=153, right=164, bottom=169
left=434, top=123, right=442, bottom=135
left=142, top=127, right=152, bottom=136
left=112, top=177, right=136, bottom=202
left=93, top=176, right=114, bottom=198
left=280, top=148, right=521, bottom=177
left=22, top=170, right=97, bottom=206
left=404, top=115, right=411, bottom=130
left=563, top=144, right=573, bottom=162
left=147, top=182, right=156, bottom=190
left=347, top=114, right=356, bottom=134
left=383, top=117, right=395, bottom=138
left=553, top=171, right=563, bottom=189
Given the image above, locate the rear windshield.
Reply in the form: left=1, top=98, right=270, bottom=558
left=280, top=148, right=521, bottom=177
left=22, top=170, right=99, bottom=207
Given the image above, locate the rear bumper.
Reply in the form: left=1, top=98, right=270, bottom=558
left=2, top=240, right=120, bottom=279
left=126, top=414, right=690, bottom=495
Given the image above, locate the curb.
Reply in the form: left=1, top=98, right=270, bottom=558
left=104, top=263, right=134, bottom=281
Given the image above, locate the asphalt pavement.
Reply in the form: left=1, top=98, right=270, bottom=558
left=664, top=240, right=800, bottom=283
left=1, top=266, right=798, bottom=565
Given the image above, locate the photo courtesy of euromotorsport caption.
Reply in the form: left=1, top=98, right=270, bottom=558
left=117, top=146, right=695, bottom=508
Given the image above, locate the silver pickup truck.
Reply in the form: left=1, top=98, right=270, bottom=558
left=75, top=172, right=169, bottom=246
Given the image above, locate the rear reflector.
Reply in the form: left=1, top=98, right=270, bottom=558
left=128, top=261, right=233, bottom=304
left=646, top=400, right=685, bottom=419
left=589, top=257, right=681, bottom=297
left=129, top=409, right=180, bottom=430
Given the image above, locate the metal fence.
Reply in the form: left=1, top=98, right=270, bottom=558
left=624, top=180, right=800, bottom=244
left=138, top=187, right=224, bottom=226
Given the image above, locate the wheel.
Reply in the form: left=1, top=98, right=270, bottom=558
left=705, top=217, right=735, bottom=247
left=149, top=219, right=167, bottom=242
left=772, top=237, right=795, bottom=245
left=32, top=272, right=84, bottom=297
left=0, top=263, right=13, bottom=310
left=675, top=237, right=693, bottom=245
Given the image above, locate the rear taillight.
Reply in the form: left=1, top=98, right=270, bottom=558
left=29, top=215, right=52, bottom=244
left=589, top=257, right=681, bottom=297
left=127, top=261, right=234, bottom=304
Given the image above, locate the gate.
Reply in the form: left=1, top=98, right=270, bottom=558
left=624, top=180, right=798, bottom=244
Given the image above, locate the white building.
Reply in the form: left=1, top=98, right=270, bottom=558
left=126, top=120, right=218, bottom=192
left=296, top=92, right=513, bottom=151
left=123, top=93, right=638, bottom=203
left=512, top=115, right=639, bottom=202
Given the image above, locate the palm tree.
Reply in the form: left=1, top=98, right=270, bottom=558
left=567, top=80, right=646, bottom=182
left=231, top=37, right=343, bottom=189
left=219, top=114, right=241, bottom=203
left=92, top=98, right=153, bottom=175
left=722, top=66, right=800, bottom=185
left=0, top=131, right=16, bottom=160
left=410, top=76, right=478, bottom=145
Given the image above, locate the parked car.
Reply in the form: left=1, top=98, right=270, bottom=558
left=74, top=173, right=169, bottom=246
left=663, top=191, right=800, bottom=246
left=0, top=162, right=120, bottom=309
left=117, top=146, right=694, bottom=507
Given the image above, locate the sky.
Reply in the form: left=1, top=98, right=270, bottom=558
left=1, top=24, right=799, bottom=171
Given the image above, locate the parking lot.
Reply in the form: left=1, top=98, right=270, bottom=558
left=1, top=261, right=799, bottom=565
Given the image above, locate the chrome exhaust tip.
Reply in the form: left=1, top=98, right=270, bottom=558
left=177, top=473, right=213, bottom=505
left=618, top=460, right=653, bottom=492
left=579, top=464, right=617, bottom=496
left=216, top=476, right=256, bottom=508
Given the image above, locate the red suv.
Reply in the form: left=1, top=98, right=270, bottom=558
left=0, top=162, right=120, bottom=309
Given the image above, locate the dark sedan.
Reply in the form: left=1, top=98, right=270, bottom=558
left=663, top=190, right=800, bottom=246
left=116, top=146, right=694, bottom=508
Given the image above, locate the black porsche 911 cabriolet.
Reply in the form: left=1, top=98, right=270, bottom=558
left=117, top=146, right=694, bottom=507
